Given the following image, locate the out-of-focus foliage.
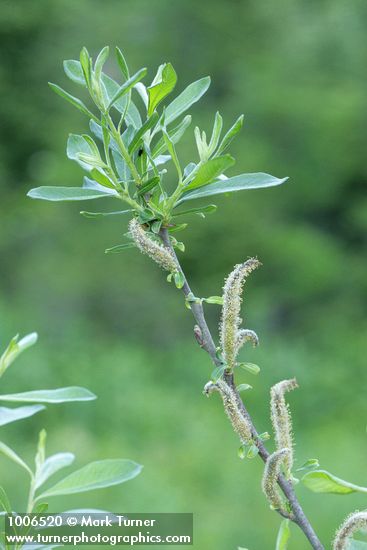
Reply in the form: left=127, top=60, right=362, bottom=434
left=0, top=1, right=366, bottom=548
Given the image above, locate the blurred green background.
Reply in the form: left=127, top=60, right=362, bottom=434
left=1, top=0, right=367, bottom=548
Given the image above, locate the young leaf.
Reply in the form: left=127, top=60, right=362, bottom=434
left=48, top=83, right=97, bottom=121
left=203, top=296, right=223, bottom=305
left=63, top=59, right=86, bottom=86
left=0, top=405, right=45, bottom=427
left=79, top=47, right=92, bottom=88
left=0, top=387, right=96, bottom=403
left=115, top=47, right=129, bottom=79
left=349, top=542, right=367, bottom=549
left=217, top=114, right=244, bottom=155
left=90, top=168, right=116, bottom=190
left=276, top=519, right=291, bottom=550
left=164, top=77, right=210, bottom=126
left=236, top=384, right=252, bottom=392
left=101, top=74, right=141, bottom=128
left=147, top=63, right=177, bottom=116
left=152, top=115, right=191, bottom=157
left=238, top=362, right=260, bottom=375
left=107, top=68, right=147, bottom=110
left=0, top=332, right=38, bottom=377
left=27, top=187, right=113, bottom=202
left=94, top=46, right=109, bottom=83
left=162, top=130, right=182, bottom=181
left=208, top=111, right=223, bottom=156
left=128, top=112, right=159, bottom=154
left=80, top=209, right=132, bottom=219
left=0, top=441, right=33, bottom=476
left=179, top=173, right=288, bottom=203
left=35, top=453, right=75, bottom=490
left=37, top=459, right=143, bottom=499
left=105, top=243, right=135, bottom=254
left=296, top=458, right=320, bottom=472
left=302, top=469, right=367, bottom=495
left=173, top=204, right=217, bottom=217
left=136, top=176, right=160, bottom=196
left=184, top=155, right=235, bottom=191
left=67, top=133, right=101, bottom=171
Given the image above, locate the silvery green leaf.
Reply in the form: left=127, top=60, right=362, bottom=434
left=37, top=459, right=143, bottom=499
left=0, top=332, right=38, bottom=376
left=0, top=387, right=96, bottom=403
left=35, top=453, right=75, bottom=490
left=179, top=173, right=288, bottom=203
left=0, top=441, right=33, bottom=476
left=164, top=77, right=210, bottom=126
left=28, top=187, right=113, bottom=202
left=217, top=114, right=244, bottom=155
left=0, top=405, right=45, bottom=427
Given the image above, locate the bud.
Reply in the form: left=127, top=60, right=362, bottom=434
left=270, top=379, right=298, bottom=479
left=220, top=259, right=260, bottom=369
left=129, top=219, right=178, bottom=273
left=333, top=511, right=367, bottom=550
left=262, top=448, right=292, bottom=515
left=204, top=379, right=252, bottom=444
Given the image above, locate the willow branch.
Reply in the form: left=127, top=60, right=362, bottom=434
left=159, top=227, right=324, bottom=550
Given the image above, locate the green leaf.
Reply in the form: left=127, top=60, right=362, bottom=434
left=105, top=243, right=135, bottom=254
left=296, top=458, right=320, bottom=472
left=107, top=68, right=147, bottom=110
left=238, top=362, right=260, bottom=375
left=0, top=387, right=96, bottom=404
left=276, top=519, right=291, bottom=550
left=79, top=47, right=92, bottom=88
left=35, top=453, right=75, bottom=490
left=0, top=332, right=38, bottom=377
left=173, top=204, right=217, bottom=218
left=101, top=74, right=141, bottom=128
left=152, top=115, right=192, bottom=157
left=94, top=46, right=109, bottom=83
left=203, top=296, right=223, bottom=305
left=90, top=168, right=116, bottom=190
left=67, top=133, right=100, bottom=171
left=0, top=405, right=45, bottom=427
left=302, top=469, right=367, bottom=494
left=128, top=112, right=159, bottom=155
left=148, top=63, right=177, bottom=116
left=137, top=176, right=160, bottom=196
left=164, top=77, right=210, bottom=126
left=63, top=59, right=86, bottom=86
left=162, top=130, right=182, bottom=181
left=236, top=384, right=252, bottom=392
left=0, top=441, right=32, bottom=476
left=184, top=155, right=235, bottom=191
left=217, top=114, right=244, bottom=155
left=80, top=209, right=132, bottom=219
left=37, top=459, right=142, bottom=499
left=115, top=47, right=129, bottom=79
left=174, top=271, right=185, bottom=289
left=48, top=83, right=96, bottom=121
left=246, top=444, right=259, bottom=459
left=208, top=112, right=223, bottom=156
left=0, top=486, right=11, bottom=514
left=180, top=173, right=288, bottom=203
left=27, top=187, right=113, bottom=202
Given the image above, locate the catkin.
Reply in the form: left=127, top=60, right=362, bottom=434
left=236, top=329, right=259, bottom=353
left=220, top=259, right=260, bottom=369
left=129, top=219, right=178, bottom=273
left=204, top=379, right=252, bottom=445
left=333, top=510, right=367, bottom=550
left=270, top=378, right=298, bottom=479
left=262, top=448, right=291, bottom=515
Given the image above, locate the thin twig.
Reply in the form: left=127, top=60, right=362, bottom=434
left=160, top=227, right=324, bottom=550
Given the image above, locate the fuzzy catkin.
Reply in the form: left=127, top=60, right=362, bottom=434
left=236, top=329, right=259, bottom=353
left=129, top=219, right=178, bottom=273
left=333, top=511, right=367, bottom=550
left=205, top=379, right=252, bottom=445
left=262, top=448, right=291, bottom=515
left=220, top=259, right=260, bottom=369
left=270, top=378, right=298, bottom=479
